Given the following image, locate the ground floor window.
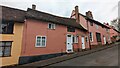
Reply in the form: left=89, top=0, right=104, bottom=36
left=73, top=35, right=78, bottom=43
left=0, top=41, right=12, bottom=57
left=85, top=36, right=88, bottom=42
left=35, top=36, right=47, bottom=47
left=96, top=32, right=101, bottom=42
left=89, top=32, right=93, bottom=42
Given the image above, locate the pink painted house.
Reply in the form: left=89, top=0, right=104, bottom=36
left=104, top=23, right=120, bottom=42
left=19, top=5, right=90, bottom=64
left=71, top=6, right=111, bottom=48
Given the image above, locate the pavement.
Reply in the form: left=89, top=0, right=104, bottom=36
left=19, top=42, right=120, bottom=67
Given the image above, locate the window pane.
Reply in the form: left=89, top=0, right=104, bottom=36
left=0, top=47, right=3, bottom=57
left=49, top=23, right=51, bottom=29
left=42, top=37, right=46, bottom=46
left=1, top=23, right=8, bottom=33
left=4, top=47, right=11, bottom=56
left=6, top=42, right=12, bottom=46
left=89, top=32, right=93, bottom=41
left=0, top=42, right=3, bottom=46
left=37, top=37, right=41, bottom=46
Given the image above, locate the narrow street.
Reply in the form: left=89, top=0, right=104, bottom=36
left=48, top=45, right=118, bottom=66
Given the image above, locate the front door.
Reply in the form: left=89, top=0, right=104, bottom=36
left=81, top=37, right=85, bottom=49
left=66, top=34, right=73, bottom=53
left=104, top=36, right=106, bottom=44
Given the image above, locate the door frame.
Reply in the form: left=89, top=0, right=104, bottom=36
left=66, top=34, right=73, bottom=53
left=81, top=36, right=85, bottom=49
left=103, top=36, right=106, bottom=44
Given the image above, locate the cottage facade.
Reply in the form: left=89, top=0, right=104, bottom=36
left=104, top=23, right=120, bottom=42
left=0, top=6, right=25, bottom=66
left=71, top=6, right=111, bottom=48
left=19, top=7, right=89, bottom=64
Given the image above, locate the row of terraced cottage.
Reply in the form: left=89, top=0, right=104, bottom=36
left=0, top=5, right=120, bottom=66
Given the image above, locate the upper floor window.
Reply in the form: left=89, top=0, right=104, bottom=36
left=106, top=28, right=109, bottom=32
left=67, top=26, right=75, bottom=32
left=0, top=21, right=14, bottom=34
left=90, top=22, right=93, bottom=26
left=89, top=32, right=93, bottom=42
left=0, top=41, right=12, bottom=57
left=35, top=36, right=47, bottom=47
left=48, top=23, right=55, bottom=29
left=96, top=24, right=99, bottom=29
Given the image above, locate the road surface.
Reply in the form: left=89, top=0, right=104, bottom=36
left=49, top=45, right=118, bottom=66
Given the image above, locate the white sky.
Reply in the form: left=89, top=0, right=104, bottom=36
left=0, top=0, right=119, bottom=24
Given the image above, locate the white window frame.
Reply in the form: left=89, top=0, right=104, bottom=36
left=35, top=36, right=47, bottom=47
left=73, top=35, right=78, bottom=43
left=96, top=24, right=98, bottom=29
left=89, top=32, right=93, bottom=42
left=48, top=23, right=55, bottom=29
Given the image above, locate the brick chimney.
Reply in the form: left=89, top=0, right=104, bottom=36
left=86, top=11, right=93, bottom=19
left=75, top=5, right=79, bottom=23
left=32, top=4, right=36, bottom=10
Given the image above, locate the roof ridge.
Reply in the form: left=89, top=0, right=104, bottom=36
left=1, top=5, right=26, bottom=12
left=27, top=8, right=75, bottom=20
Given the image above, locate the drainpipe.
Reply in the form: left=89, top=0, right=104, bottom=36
left=86, top=19, right=91, bottom=50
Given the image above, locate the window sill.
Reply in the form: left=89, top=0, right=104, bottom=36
left=47, top=28, right=55, bottom=30
left=73, top=42, right=78, bottom=44
left=0, top=55, right=11, bottom=57
left=0, top=33, right=14, bottom=35
left=35, top=46, right=46, bottom=48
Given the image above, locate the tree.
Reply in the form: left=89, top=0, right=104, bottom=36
left=111, top=18, right=119, bottom=31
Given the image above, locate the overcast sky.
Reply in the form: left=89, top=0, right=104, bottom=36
left=0, top=0, right=119, bottom=24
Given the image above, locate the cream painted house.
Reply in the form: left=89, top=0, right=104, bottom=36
left=0, top=5, right=25, bottom=66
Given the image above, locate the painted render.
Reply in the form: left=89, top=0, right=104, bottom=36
left=0, top=23, right=24, bottom=66
left=70, top=6, right=111, bottom=46
left=21, top=19, right=89, bottom=56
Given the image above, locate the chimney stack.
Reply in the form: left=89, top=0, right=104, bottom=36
left=75, top=5, right=79, bottom=23
left=32, top=4, right=36, bottom=10
left=86, top=11, right=93, bottom=19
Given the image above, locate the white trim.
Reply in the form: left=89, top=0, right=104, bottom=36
left=48, top=23, right=55, bottom=29
left=73, top=35, right=78, bottom=43
left=90, top=32, right=93, bottom=42
left=66, top=34, right=73, bottom=53
left=35, top=36, right=47, bottom=47
left=96, top=24, right=98, bottom=29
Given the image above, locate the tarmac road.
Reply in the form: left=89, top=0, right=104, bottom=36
left=49, top=45, right=118, bottom=66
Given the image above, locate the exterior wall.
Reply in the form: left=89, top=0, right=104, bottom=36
left=21, top=19, right=67, bottom=56
left=0, top=23, right=24, bottom=66
left=87, top=21, right=110, bottom=45
left=21, top=19, right=89, bottom=57
left=110, top=28, right=119, bottom=42
left=76, top=29, right=89, bottom=49
left=71, top=10, right=111, bottom=46
left=67, top=29, right=89, bottom=52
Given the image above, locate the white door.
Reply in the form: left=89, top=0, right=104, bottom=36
left=81, top=37, right=85, bottom=49
left=104, top=37, right=106, bottom=44
left=66, top=34, right=73, bottom=53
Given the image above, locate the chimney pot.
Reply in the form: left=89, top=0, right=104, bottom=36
left=86, top=11, right=93, bottom=19
left=32, top=4, right=36, bottom=10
